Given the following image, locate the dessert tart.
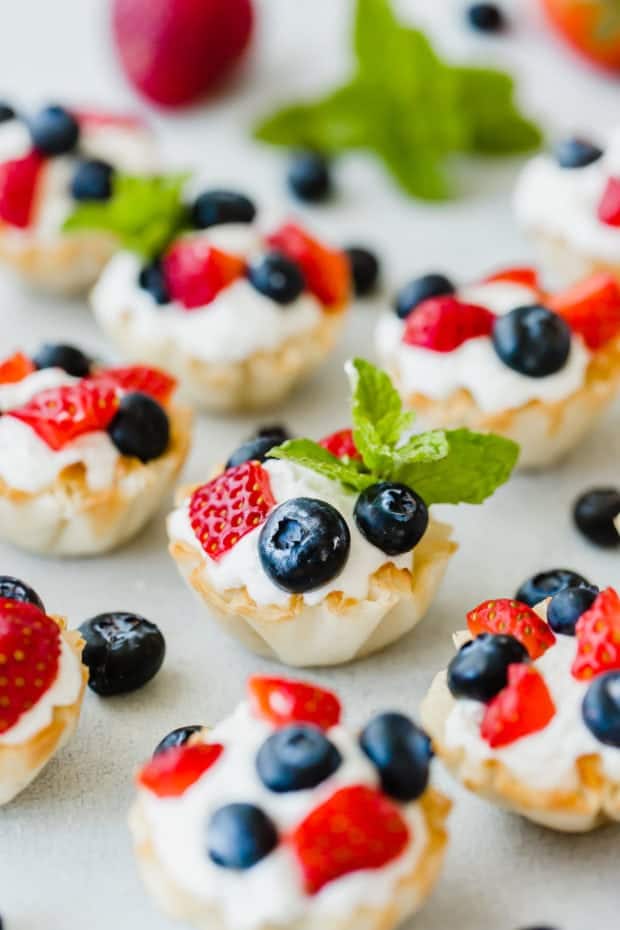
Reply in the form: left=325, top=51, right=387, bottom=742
left=130, top=675, right=451, bottom=930
left=168, top=359, right=517, bottom=666
left=0, top=102, right=157, bottom=293
left=0, top=344, right=191, bottom=556
left=376, top=266, right=620, bottom=468
left=422, top=584, right=620, bottom=832
left=0, top=576, right=87, bottom=804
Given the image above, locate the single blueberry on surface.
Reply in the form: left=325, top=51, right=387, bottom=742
left=466, top=3, right=506, bottom=32
left=108, top=392, right=170, bottom=463
left=248, top=252, right=305, bottom=304
left=79, top=611, right=165, bottom=696
left=33, top=343, right=93, bottom=378
left=394, top=273, right=455, bottom=319
left=554, top=137, right=603, bottom=170
left=29, top=105, right=79, bottom=156
left=354, top=482, right=428, bottom=555
left=70, top=159, right=114, bottom=201
left=582, top=671, right=620, bottom=748
left=447, top=634, right=529, bottom=703
left=515, top=569, right=590, bottom=607
left=547, top=585, right=598, bottom=636
left=191, top=189, right=256, bottom=228
left=138, top=260, right=171, bottom=305
left=0, top=576, right=44, bottom=612
left=256, top=723, right=342, bottom=793
left=359, top=712, right=433, bottom=801
left=492, top=305, right=571, bottom=377
left=208, top=803, right=278, bottom=869
left=154, top=725, right=203, bottom=757
left=345, top=246, right=380, bottom=297
left=287, top=151, right=331, bottom=202
left=573, top=488, right=620, bottom=548
left=0, top=102, right=16, bottom=123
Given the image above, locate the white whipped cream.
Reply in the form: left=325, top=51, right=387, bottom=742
left=168, top=458, right=413, bottom=608
left=0, top=367, right=77, bottom=411
left=140, top=701, right=427, bottom=930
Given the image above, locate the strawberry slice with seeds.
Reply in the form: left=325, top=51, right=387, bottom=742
left=572, top=587, right=620, bottom=680
left=598, top=178, right=620, bottom=227
left=318, top=428, right=361, bottom=461
left=402, top=296, right=495, bottom=352
left=481, top=664, right=555, bottom=748
left=0, top=151, right=45, bottom=229
left=163, top=239, right=246, bottom=310
left=189, top=462, right=275, bottom=561
left=290, top=785, right=409, bottom=895
left=467, top=598, right=556, bottom=660
left=0, top=352, right=35, bottom=385
left=8, top=381, right=119, bottom=450
left=548, top=272, right=620, bottom=350
left=137, top=743, right=223, bottom=797
left=483, top=266, right=540, bottom=290
left=266, top=223, right=350, bottom=309
left=248, top=676, right=341, bottom=730
left=92, top=365, right=176, bottom=405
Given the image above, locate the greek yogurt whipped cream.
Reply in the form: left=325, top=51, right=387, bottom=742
left=168, top=458, right=413, bottom=608
left=140, top=701, right=427, bottom=930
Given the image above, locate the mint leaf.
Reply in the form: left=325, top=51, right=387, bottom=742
left=268, top=439, right=375, bottom=492
left=393, top=430, right=449, bottom=466
left=455, top=67, right=543, bottom=155
left=350, top=358, right=414, bottom=448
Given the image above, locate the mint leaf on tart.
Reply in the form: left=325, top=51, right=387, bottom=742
left=269, top=439, right=375, bottom=492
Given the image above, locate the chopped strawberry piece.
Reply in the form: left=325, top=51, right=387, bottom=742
left=163, top=239, right=246, bottom=310
left=598, top=178, right=620, bottom=227
left=189, top=462, right=275, bottom=562
left=92, top=365, right=176, bottom=405
left=318, top=428, right=361, bottom=461
left=0, top=151, right=45, bottom=229
left=572, top=587, right=620, bottom=680
left=402, top=296, right=495, bottom=352
left=0, top=352, right=35, bottom=385
left=467, top=598, right=556, bottom=660
left=248, top=676, right=341, bottom=730
left=266, top=223, right=350, bottom=308
left=481, top=664, right=556, bottom=748
left=0, top=598, right=61, bottom=735
left=8, top=381, right=119, bottom=451
left=483, top=266, right=540, bottom=290
left=137, top=743, right=223, bottom=797
left=548, top=273, right=620, bottom=350
left=291, top=785, right=409, bottom=895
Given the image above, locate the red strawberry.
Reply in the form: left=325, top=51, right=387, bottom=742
left=74, top=109, right=144, bottom=130
left=0, top=151, right=45, bottom=229
left=598, top=178, right=620, bottom=227
left=402, top=296, right=495, bottom=352
left=483, top=266, right=540, bottom=290
left=0, top=598, right=61, bottom=735
left=318, top=428, right=361, bottom=461
left=266, top=223, right=350, bottom=308
left=163, top=239, right=246, bottom=310
left=0, top=352, right=35, bottom=385
left=92, top=365, right=176, bottom=405
left=290, top=785, right=409, bottom=895
left=8, top=381, right=119, bottom=451
left=189, top=462, right=275, bottom=561
left=467, top=598, right=556, bottom=660
left=549, top=272, right=620, bottom=349
left=572, top=587, right=620, bottom=680
left=481, top=664, right=555, bottom=748
left=137, top=743, right=223, bottom=797
left=112, top=0, right=254, bottom=108
left=248, top=676, right=341, bottom=730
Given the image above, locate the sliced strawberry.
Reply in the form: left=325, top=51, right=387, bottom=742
left=402, top=296, right=495, bottom=352
left=481, top=664, right=556, bottom=748
left=189, top=462, right=275, bottom=562
left=137, top=743, right=223, bottom=797
left=0, top=598, right=61, bottom=735
left=92, top=365, right=176, bottom=405
left=248, top=676, right=341, bottom=730
left=467, top=598, right=556, bottom=660
left=163, top=239, right=246, bottom=310
left=266, top=223, right=350, bottom=309
left=483, top=266, right=540, bottom=290
left=572, top=587, right=620, bottom=681
left=8, top=381, right=119, bottom=451
left=290, top=785, right=409, bottom=895
left=548, top=272, right=620, bottom=350
left=0, top=151, right=45, bottom=229
left=0, top=352, right=35, bottom=385
left=318, top=428, right=361, bottom=461
left=598, top=178, right=620, bottom=227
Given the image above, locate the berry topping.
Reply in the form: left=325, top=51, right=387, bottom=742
left=79, top=611, right=165, bottom=696
left=573, top=487, right=620, bottom=547
left=549, top=273, right=620, bottom=350
left=394, top=273, right=455, bottom=320
left=491, top=305, right=571, bottom=377
left=0, top=102, right=15, bottom=123
left=345, top=246, right=380, bottom=297
left=467, top=598, right=555, bottom=660
left=94, top=365, right=176, bottom=405
left=0, top=352, right=35, bottom=385
left=33, top=343, right=93, bottom=378
left=138, top=743, right=223, bottom=797
left=572, top=588, right=620, bottom=680
left=256, top=723, right=342, bottom=793
left=266, top=223, right=350, bottom=308
left=0, top=599, right=61, bottom=735
left=208, top=803, right=278, bottom=870
left=287, top=151, right=331, bottom=203
left=0, top=576, right=45, bottom=612
left=547, top=585, right=599, bottom=636
left=29, top=105, right=79, bottom=156
left=0, top=150, right=45, bottom=229
left=597, top=177, right=620, bottom=227
left=258, top=497, right=351, bottom=593
left=226, top=435, right=283, bottom=469
left=154, top=725, right=203, bottom=757
left=247, top=676, right=341, bottom=730
left=447, top=633, right=529, bottom=703
left=359, top=712, right=432, bottom=801
left=481, top=664, right=556, bottom=748
left=354, top=481, right=429, bottom=556
left=483, top=266, right=540, bottom=290
left=138, top=260, right=171, bottom=305
left=290, top=785, right=409, bottom=895
left=466, top=3, right=506, bottom=32
left=8, top=381, right=119, bottom=451
left=248, top=252, right=305, bottom=304
left=163, top=240, right=246, bottom=310
left=515, top=568, right=590, bottom=607
left=107, top=392, right=170, bottom=463
left=191, top=189, right=256, bottom=228
left=554, top=137, right=603, bottom=169
left=582, top=671, right=620, bottom=748
left=402, top=296, right=495, bottom=352
left=253, top=424, right=290, bottom=443
left=70, top=159, right=114, bottom=202
left=318, top=428, right=360, bottom=461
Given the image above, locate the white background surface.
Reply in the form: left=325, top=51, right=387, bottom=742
left=0, top=1, right=619, bottom=929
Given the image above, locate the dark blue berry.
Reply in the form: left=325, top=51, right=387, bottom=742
left=79, top=612, right=165, bottom=696
left=138, top=261, right=171, bottom=305
left=547, top=585, right=599, bottom=636
left=248, top=252, right=305, bottom=304
left=253, top=424, right=290, bottom=443
left=447, top=634, right=529, bottom=703
left=191, top=189, right=256, bottom=228
left=29, top=105, right=79, bottom=156
left=466, top=3, right=506, bottom=32
left=516, top=569, right=590, bottom=607
left=108, top=392, right=170, bottom=463
left=70, top=159, right=114, bottom=201
left=33, top=343, right=93, bottom=378
left=227, top=435, right=284, bottom=469
left=256, top=724, right=342, bottom=793
left=359, top=712, right=432, bottom=802
left=0, top=576, right=44, bottom=612
left=0, top=102, right=15, bottom=123
left=259, top=497, right=350, bottom=593
left=554, top=137, right=603, bottom=170
left=354, top=482, right=428, bottom=556
left=208, top=803, right=278, bottom=870
left=394, top=273, right=455, bottom=320
left=492, top=305, right=571, bottom=377
left=345, top=246, right=380, bottom=297
left=583, top=671, right=620, bottom=747
left=573, top=488, right=620, bottom=548
left=154, top=725, right=203, bottom=757
left=287, top=151, right=331, bottom=202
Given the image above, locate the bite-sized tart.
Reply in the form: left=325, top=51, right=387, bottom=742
left=130, top=675, right=451, bottom=930
left=91, top=187, right=351, bottom=413
left=0, top=101, right=157, bottom=293
left=422, top=583, right=620, bottom=832
left=0, top=344, right=191, bottom=556
left=0, top=576, right=87, bottom=804
left=376, top=266, right=620, bottom=468
left=167, top=360, right=516, bottom=666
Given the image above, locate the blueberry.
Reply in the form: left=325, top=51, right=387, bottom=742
left=354, top=482, right=428, bottom=556
left=70, top=159, right=114, bottom=202
left=582, top=671, right=620, bottom=747
left=0, top=102, right=15, bottom=123
left=191, top=189, right=256, bottom=228
left=492, top=305, right=571, bottom=377
left=138, top=261, right=171, bottom=305
left=466, top=3, right=506, bottom=32
left=359, top=712, right=432, bottom=802
left=29, top=104, right=79, bottom=156
left=394, top=273, right=455, bottom=320
left=516, top=569, right=590, bottom=606
left=108, top=392, right=170, bottom=463
left=547, top=585, right=599, bottom=636
left=79, top=611, right=165, bottom=696
left=0, top=576, right=44, bottom=612
left=554, top=137, right=603, bottom=170
left=226, top=435, right=284, bottom=469
left=447, top=634, right=529, bottom=703
left=256, top=723, right=341, bottom=793
left=33, top=343, right=93, bottom=378
left=248, top=252, right=305, bottom=304
left=154, top=725, right=203, bottom=757
left=259, top=497, right=350, bottom=593
left=345, top=246, right=380, bottom=297
left=253, top=424, right=290, bottom=443
left=208, top=803, right=278, bottom=870
left=573, top=487, right=620, bottom=548
left=287, top=151, right=331, bottom=202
